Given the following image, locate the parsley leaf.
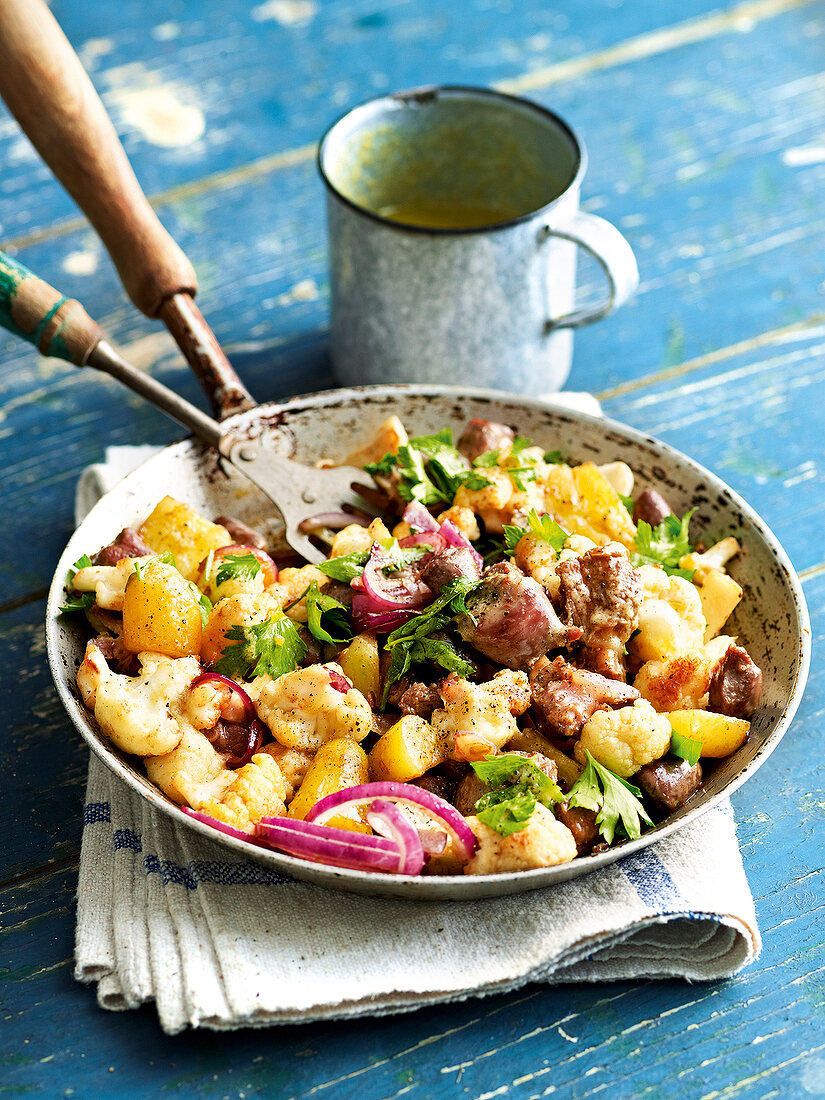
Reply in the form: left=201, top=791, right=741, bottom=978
left=567, top=750, right=653, bottom=844
left=543, top=449, right=565, bottom=464
left=502, top=508, right=569, bottom=554
left=365, top=429, right=492, bottom=506
left=190, top=584, right=212, bottom=630
left=630, top=508, right=697, bottom=579
left=473, top=449, right=502, bottom=469
left=215, top=551, right=261, bottom=587
left=59, top=554, right=95, bottom=614
left=381, top=576, right=481, bottom=706
left=670, top=728, right=702, bottom=766
left=471, top=753, right=564, bottom=836
left=215, top=614, right=307, bottom=681
left=619, top=492, right=635, bottom=516
left=317, top=550, right=370, bottom=583
left=304, top=582, right=354, bottom=646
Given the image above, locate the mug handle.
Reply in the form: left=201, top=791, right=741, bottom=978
left=542, top=211, right=639, bottom=330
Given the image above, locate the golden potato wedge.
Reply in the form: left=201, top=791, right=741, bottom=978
left=338, top=632, right=380, bottom=699
left=122, top=560, right=203, bottom=657
left=369, top=715, right=448, bottom=783
left=287, top=738, right=369, bottom=831
left=668, top=709, right=750, bottom=758
left=696, top=570, right=743, bottom=642
left=138, top=496, right=232, bottom=581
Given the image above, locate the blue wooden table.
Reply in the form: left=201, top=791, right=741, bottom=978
left=3, top=0, right=824, bottom=1095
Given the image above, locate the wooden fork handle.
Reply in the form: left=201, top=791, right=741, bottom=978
left=0, top=0, right=195, bottom=318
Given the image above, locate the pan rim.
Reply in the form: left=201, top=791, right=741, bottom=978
left=46, top=383, right=812, bottom=900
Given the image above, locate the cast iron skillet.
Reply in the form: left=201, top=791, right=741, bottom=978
left=46, top=383, right=812, bottom=900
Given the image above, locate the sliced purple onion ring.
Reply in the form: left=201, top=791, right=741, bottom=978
left=256, top=816, right=404, bottom=873
left=365, top=799, right=425, bottom=875
left=351, top=594, right=417, bottom=633
left=181, top=807, right=263, bottom=843
left=439, top=519, right=484, bottom=569
left=398, top=531, right=447, bottom=552
left=306, top=781, right=478, bottom=862
left=192, top=672, right=256, bottom=723
left=361, top=545, right=432, bottom=610
left=327, top=667, right=352, bottom=694
left=298, top=511, right=371, bottom=534
left=402, top=501, right=440, bottom=532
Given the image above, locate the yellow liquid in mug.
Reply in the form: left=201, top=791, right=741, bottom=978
left=376, top=197, right=529, bottom=229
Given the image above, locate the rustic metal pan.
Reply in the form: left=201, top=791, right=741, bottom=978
left=45, top=383, right=812, bottom=900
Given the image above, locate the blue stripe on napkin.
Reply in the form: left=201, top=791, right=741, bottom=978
left=620, top=849, right=686, bottom=913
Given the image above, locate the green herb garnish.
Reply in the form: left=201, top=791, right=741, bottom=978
left=304, top=582, right=354, bottom=646
left=470, top=754, right=564, bottom=836
left=381, top=576, right=480, bottom=706
left=215, top=614, right=307, bottom=681
left=317, top=549, right=371, bottom=583
left=502, top=508, right=569, bottom=555
left=365, top=429, right=492, bottom=506
left=215, top=551, right=261, bottom=587
left=59, top=554, right=95, bottom=614
left=567, top=750, right=653, bottom=844
left=630, top=509, right=696, bottom=579
left=669, top=728, right=702, bottom=767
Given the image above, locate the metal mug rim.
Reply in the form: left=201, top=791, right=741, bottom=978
left=316, top=83, right=587, bottom=236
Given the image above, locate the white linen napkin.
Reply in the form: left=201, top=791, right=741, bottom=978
left=71, top=395, right=761, bottom=1034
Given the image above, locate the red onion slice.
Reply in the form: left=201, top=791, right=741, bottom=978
left=398, top=531, right=447, bottom=552
left=192, top=672, right=257, bottom=724
left=306, top=781, right=478, bottom=862
left=361, top=549, right=432, bottom=610
left=402, top=501, right=440, bottom=532
left=439, top=519, right=484, bottom=569
left=327, top=668, right=352, bottom=694
left=256, top=817, right=403, bottom=873
left=181, top=807, right=263, bottom=843
left=298, top=511, right=371, bottom=533
left=365, top=800, right=425, bottom=875
left=418, top=829, right=448, bottom=856
left=351, top=595, right=417, bottom=633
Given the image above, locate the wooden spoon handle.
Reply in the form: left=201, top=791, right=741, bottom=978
left=0, top=0, right=255, bottom=417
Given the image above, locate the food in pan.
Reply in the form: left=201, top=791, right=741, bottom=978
left=63, top=416, right=761, bottom=876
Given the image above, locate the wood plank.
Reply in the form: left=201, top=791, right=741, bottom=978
left=0, top=0, right=790, bottom=243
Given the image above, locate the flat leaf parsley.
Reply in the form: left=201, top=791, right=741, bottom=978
left=567, top=750, right=653, bottom=844
left=365, top=430, right=491, bottom=506
left=630, top=508, right=696, bottom=580
left=215, top=551, right=261, bottom=587
left=503, top=508, right=569, bottom=554
left=215, top=613, right=307, bottom=680
left=59, top=553, right=94, bottom=614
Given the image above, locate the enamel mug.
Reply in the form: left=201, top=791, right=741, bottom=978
left=318, top=85, right=638, bottom=395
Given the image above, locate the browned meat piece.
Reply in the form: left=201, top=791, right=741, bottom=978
left=708, top=644, right=762, bottom=718
left=558, top=544, right=642, bottom=679
left=453, top=751, right=558, bottom=816
left=296, top=627, right=324, bottom=667
left=213, top=515, right=268, bottom=550
left=413, top=773, right=459, bottom=804
left=457, top=561, right=571, bottom=669
left=371, top=711, right=399, bottom=736
left=92, top=634, right=140, bottom=676
left=457, top=418, right=515, bottom=462
left=93, top=527, right=153, bottom=566
left=417, top=546, right=482, bottom=593
left=529, top=656, right=639, bottom=741
left=323, top=580, right=354, bottom=610
left=204, top=719, right=263, bottom=767
left=399, top=682, right=443, bottom=720
left=632, top=489, right=671, bottom=528
left=454, top=771, right=490, bottom=816
left=635, top=755, right=703, bottom=811
left=555, top=802, right=601, bottom=855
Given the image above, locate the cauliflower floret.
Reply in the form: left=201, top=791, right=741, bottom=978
left=629, top=565, right=706, bottom=663
left=329, top=524, right=373, bottom=559
left=515, top=532, right=597, bottom=599
left=267, top=564, right=329, bottom=623
left=436, top=505, right=480, bottom=542
left=432, top=669, right=531, bottom=759
left=256, top=743, right=315, bottom=800
left=598, top=461, right=634, bottom=498
left=633, top=635, right=734, bottom=713
left=199, top=753, right=288, bottom=831
left=76, top=643, right=201, bottom=756
left=255, top=663, right=372, bottom=751
left=145, top=727, right=235, bottom=807
left=72, top=556, right=151, bottom=611
left=453, top=468, right=515, bottom=533
left=576, top=698, right=673, bottom=777
left=464, top=804, right=577, bottom=874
